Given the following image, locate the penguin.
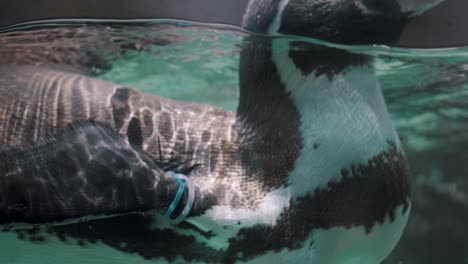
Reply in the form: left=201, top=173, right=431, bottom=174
left=0, top=0, right=411, bottom=263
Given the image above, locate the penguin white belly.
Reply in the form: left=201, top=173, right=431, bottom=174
left=238, top=204, right=410, bottom=264
left=271, top=38, right=401, bottom=197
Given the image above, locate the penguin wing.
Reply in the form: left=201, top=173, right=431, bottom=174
left=0, top=121, right=177, bottom=228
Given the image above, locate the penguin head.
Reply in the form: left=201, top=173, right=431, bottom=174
left=243, top=0, right=409, bottom=45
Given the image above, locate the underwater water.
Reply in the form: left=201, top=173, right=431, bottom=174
left=0, top=19, right=467, bottom=263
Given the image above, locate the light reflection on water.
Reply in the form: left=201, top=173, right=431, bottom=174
left=1, top=19, right=467, bottom=263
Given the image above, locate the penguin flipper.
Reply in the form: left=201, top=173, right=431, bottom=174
left=0, top=121, right=178, bottom=228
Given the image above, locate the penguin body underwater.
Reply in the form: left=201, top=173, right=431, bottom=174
left=0, top=0, right=412, bottom=263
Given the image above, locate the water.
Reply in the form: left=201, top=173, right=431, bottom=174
left=0, top=19, right=467, bottom=263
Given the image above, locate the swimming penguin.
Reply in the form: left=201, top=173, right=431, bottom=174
left=0, top=0, right=412, bottom=263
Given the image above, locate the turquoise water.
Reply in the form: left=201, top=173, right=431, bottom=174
left=1, top=19, right=468, bottom=263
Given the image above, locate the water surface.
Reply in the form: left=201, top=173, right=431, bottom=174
left=0, top=19, right=467, bottom=264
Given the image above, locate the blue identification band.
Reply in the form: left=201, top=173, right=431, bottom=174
left=162, top=172, right=195, bottom=224
left=162, top=176, right=185, bottom=220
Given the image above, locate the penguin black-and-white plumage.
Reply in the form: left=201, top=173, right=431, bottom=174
left=0, top=0, right=411, bottom=263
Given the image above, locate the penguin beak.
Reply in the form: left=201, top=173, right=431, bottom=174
left=395, top=0, right=446, bottom=16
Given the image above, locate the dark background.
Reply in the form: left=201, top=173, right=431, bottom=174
left=0, top=0, right=467, bottom=48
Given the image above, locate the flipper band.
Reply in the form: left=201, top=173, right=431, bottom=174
left=162, top=172, right=195, bottom=224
